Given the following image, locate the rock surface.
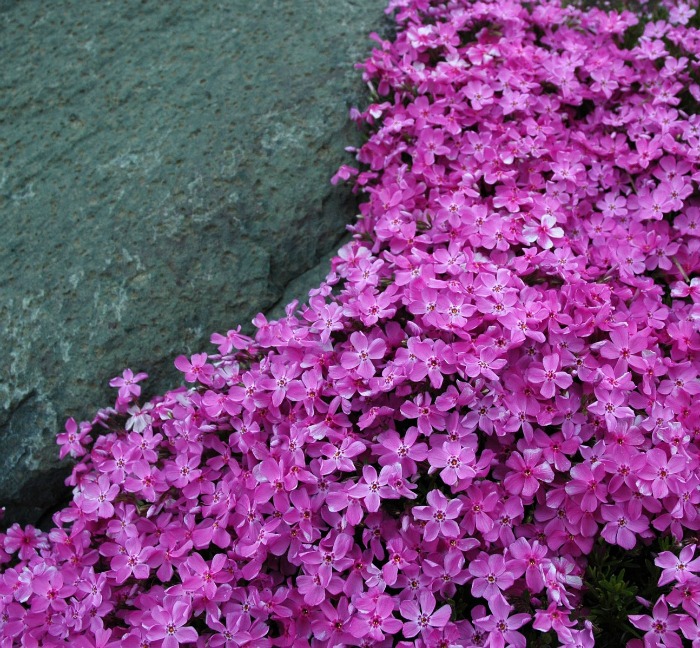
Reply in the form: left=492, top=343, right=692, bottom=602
left=0, top=0, right=388, bottom=525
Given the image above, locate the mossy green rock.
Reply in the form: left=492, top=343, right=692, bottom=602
left=0, top=0, right=388, bottom=525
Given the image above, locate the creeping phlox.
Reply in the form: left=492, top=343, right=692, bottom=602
left=3, top=0, right=700, bottom=646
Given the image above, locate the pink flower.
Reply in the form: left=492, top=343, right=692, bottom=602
left=412, top=489, right=462, bottom=541
left=600, top=503, right=649, bottom=549
left=399, top=590, right=452, bottom=638
left=656, top=545, right=700, bottom=586
left=296, top=566, right=333, bottom=606
left=629, top=596, right=681, bottom=648
left=164, top=452, right=201, bottom=488
left=565, top=462, right=608, bottom=513
left=109, top=368, right=148, bottom=401
left=597, top=325, right=647, bottom=369
left=475, top=594, right=530, bottom=648
left=469, top=553, right=517, bottom=601
left=508, top=538, right=549, bottom=593
left=350, top=592, right=403, bottom=641
left=400, top=393, right=446, bottom=436
left=528, top=353, right=573, bottom=398
left=374, top=427, right=428, bottom=474
left=504, top=449, right=554, bottom=498
left=3, top=524, right=47, bottom=561
left=340, top=331, right=386, bottom=379
left=210, top=325, right=253, bottom=354
left=588, top=388, right=635, bottom=427
left=8, top=2, right=700, bottom=646
left=382, top=537, right=418, bottom=586
left=110, top=537, right=155, bottom=584
left=637, top=448, right=686, bottom=499
left=30, top=566, right=75, bottom=612
left=56, top=417, right=91, bottom=459
left=532, top=603, right=577, bottom=640
left=259, top=360, right=301, bottom=407
left=464, top=347, right=507, bottom=382
left=174, top=352, right=213, bottom=384
left=522, top=214, right=565, bottom=249
left=209, top=614, right=270, bottom=648
left=146, top=598, right=198, bottom=648
left=180, top=552, right=230, bottom=599
left=81, top=475, right=120, bottom=518
left=428, top=440, right=477, bottom=486
left=423, top=552, right=470, bottom=598
left=310, top=597, right=357, bottom=645
left=319, top=438, right=366, bottom=475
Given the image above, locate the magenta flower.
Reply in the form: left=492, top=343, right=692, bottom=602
left=469, top=553, right=517, bottom=601
left=164, top=452, right=201, bottom=488
left=527, top=353, right=572, bottom=398
left=412, top=489, right=463, bottom=541
left=587, top=388, right=635, bottom=426
left=600, top=503, right=649, bottom=550
left=209, top=325, right=253, bottom=354
left=382, top=537, right=418, bottom=586
left=3, top=524, right=47, bottom=561
left=462, top=483, right=499, bottom=534
left=423, top=552, right=470, bottom=597
left=109, top=368, right=148, bottom=401
left=259, top=360, right=301, bottom=407
left=146, top=598, right=198, bottom=648
left=597, top=325, right=647, bottom=369
left=81, top=475, right=120, bottom=518
left=180, top=552, right=229, bottom=599
left=123, top=460, right=167, bottom=502
left=565, top=462, right=608, bottom=513
left=347, top=465, right=383, bottom=512
left=296, top=565, right=333, bottom=606
left=340, top=331, right=386, bottom=379
left=310, top=597, right=357, bottom=645
left=475, top=594, right=530, bottom=648
left=110, top=537, right=155, bottom=584
left=532, top=603, right=577, bottom=639
left=408, top=338, right=455, bottom=388
left=656, top=545, right=700, bottom=586
left=56, top=417, right=91, bottom=459
left=522, top=214, right=564, bottom=249
left=374, top=427, right=429, bottom=474
left=504, top=449, right=554, bottom=498
left=209, top=614, right=269, bottom=648
left=629, top=596, right=681, bottom=648
left=428, top=440, right=477, bottom=486
left=638, top=448, right=686, bottom=499
left=300, top=532, right=354, bottom=583
left=29, top=566, right=75, bottom=612
left=464, top=347, right=508, bottom=381
left=509, top=538, right=549, bottom=593
left=399, top=590, right=452, bottom=638
left=319, top=437, right=366, bottom=475
left=349, top=592, right=403, bottom=641
left=400, top=393, right=446, bottom=436
left=310, top=300, right=345, bottom=343
left=174, top=352, right=213, bottom=384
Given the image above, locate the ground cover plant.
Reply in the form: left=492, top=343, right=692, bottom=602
left=2, top=0, right=700, bottom=645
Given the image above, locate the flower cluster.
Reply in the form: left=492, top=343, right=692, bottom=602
left=2, top=0, right=700, bottom=646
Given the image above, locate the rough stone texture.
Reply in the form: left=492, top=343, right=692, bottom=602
left=0, top=0, right=389, bottom=525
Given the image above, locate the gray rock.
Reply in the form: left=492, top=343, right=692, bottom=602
left=0, top=0, right=389, bottom=525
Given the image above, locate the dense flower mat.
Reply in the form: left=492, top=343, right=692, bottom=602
left=2, top=0, right=700, bottom=646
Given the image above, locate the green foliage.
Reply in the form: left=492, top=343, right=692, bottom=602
left=581, top=536, right=677, bottom=646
